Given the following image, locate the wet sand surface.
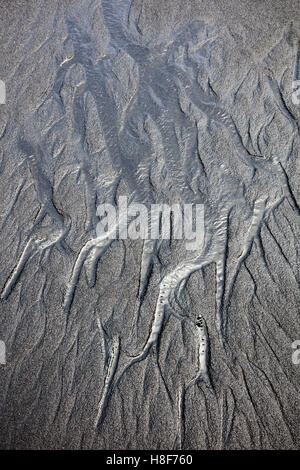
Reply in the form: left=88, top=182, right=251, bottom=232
left=0, top=0, right=299, bottom=449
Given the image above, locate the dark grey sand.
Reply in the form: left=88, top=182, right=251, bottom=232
left=0, top=0, right=299, bottom=449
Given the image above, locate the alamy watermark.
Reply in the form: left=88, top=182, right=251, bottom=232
left=291, top=340, right=300, bottom=365
left=0, top=80, right=5, bottom=104
left=292, top=80, right=300, bottom=105
left=0, top=340, right=6, bottom=365
left=96, top=197, right=205, bottom=251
